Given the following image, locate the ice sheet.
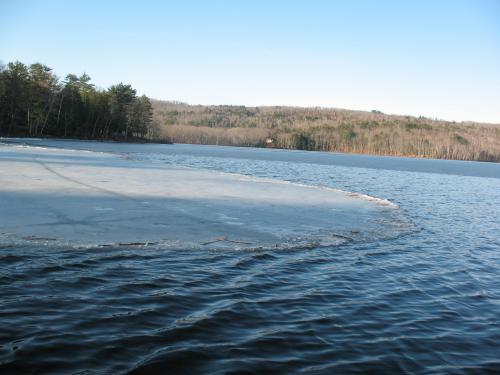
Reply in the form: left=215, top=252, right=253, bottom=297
left=0, top=142, right=401, bottom=249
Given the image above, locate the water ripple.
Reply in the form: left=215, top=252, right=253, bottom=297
left=2, top=143, right=500, bottom=373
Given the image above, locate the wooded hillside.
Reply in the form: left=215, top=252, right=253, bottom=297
left=153, top=100, right=500, bottom=162
left=0, top=61, right=155, bottom=140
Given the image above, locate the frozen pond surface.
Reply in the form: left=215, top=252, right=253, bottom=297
left=1, top=138, right=500, bottom=374
left=0, top=140, right=405, bottom=250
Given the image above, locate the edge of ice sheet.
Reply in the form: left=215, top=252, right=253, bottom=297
left=0, top=232, right=352, bottom=251
left=232, top=174, right=399, bottom=208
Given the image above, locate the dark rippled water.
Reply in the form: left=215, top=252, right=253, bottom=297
left=1, top=140, right=500, bottom=374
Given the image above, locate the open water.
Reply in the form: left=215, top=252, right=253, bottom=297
left=1, top=140, right=500, bottom=374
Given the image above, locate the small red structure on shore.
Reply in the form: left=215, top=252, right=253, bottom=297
left=265, top=138, right=275, bottom=148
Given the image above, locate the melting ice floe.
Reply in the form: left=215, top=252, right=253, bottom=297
left=0, top=141, right=412, bottom=250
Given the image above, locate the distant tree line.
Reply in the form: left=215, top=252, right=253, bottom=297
left=0, top=61, right=155, bottom=139
left=153, top=101, right=500, bottom=162
left=1, top=60, right=498, bottom=161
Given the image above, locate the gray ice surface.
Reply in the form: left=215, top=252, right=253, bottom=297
left=0, top=142, right=400, bottom=249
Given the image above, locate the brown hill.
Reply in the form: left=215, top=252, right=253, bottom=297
left=152, top=100, right=500, bottom=162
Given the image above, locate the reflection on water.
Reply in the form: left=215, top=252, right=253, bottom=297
left=1, top=140, right=500, bottom=373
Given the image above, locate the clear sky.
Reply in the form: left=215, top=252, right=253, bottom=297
left=1, top=0, right=499, bottom=123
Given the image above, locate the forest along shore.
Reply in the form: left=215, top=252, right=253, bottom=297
left=153, top=100, right=500, bottom=162
left=0, top=61, right=156, bottom=141
left=1, top=60, right=498, bottom=162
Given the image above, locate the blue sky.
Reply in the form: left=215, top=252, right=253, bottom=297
left=1, top=0, right=499, bottom=122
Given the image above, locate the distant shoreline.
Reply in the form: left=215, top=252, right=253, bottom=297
left=1, top=134, right=172, bottom=145
left=153, top=100, right=500, bottom=163
left=168, top=141, right=500, bottom=164
left=2, top=60, right=497, bottom=163
left=3, top=135, right=498, bottom=163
